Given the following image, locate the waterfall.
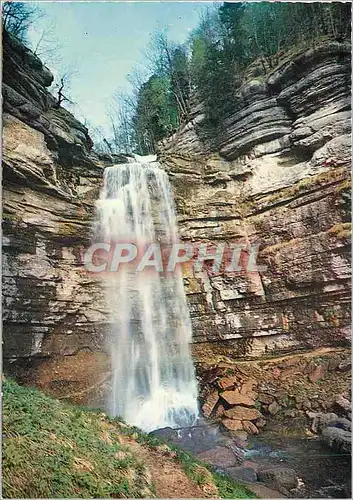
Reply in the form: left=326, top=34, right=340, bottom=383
left=95, top=157, right=199, bottom=432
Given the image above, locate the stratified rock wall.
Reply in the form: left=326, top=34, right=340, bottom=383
left=159, top=41, right=351, bottom=359
left=2, top=32, right=351, bottom=400
left=2, top=32, right=115, bottom=398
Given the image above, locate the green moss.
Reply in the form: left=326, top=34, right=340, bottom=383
left=2, top=379, right=152, bottom=499
left=2, top=212, right=20, bottom=223
left=327, top=222, right=352, bottom=239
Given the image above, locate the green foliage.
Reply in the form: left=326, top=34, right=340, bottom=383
left=133, top=74, right=179, bottom=154
left=214, top=472, right=257, bottom=499
left=106, top=1, right=351, bottom=153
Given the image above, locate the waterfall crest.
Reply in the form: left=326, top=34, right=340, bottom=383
left=95, top=158, right=198, bottom=432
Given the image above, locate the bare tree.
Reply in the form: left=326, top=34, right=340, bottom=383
left=2, top=1, right=41, bottom=42
left=52, top=68, right=77, bottom=109
left=108, top=90, right=135, bottom=153
left=31, top=20, right=62, bottom=65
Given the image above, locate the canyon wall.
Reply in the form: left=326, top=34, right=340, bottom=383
left=159, top=41, right=351, bottom=361
left=2, top=31, right=116, bottom=398
left=2, top=33, right=351, bottom=400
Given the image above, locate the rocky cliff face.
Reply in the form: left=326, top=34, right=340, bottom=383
left=2, top=33, right=351, bottom=403
left=2, top=31, right=121, bottom=400
left=159, top=41, right=351, bottom=360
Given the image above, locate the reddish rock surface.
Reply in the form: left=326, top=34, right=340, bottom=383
left=222, top=419, right=243, bottom=431
left=242, top=420, right=259, bottom=435
left=221, top=391, right=255, bottom=407
left=217, top=376, right=238, bottom=391
left=201, top=391, right=219, bottom=417
left=224, top=406, right=262, bottom=421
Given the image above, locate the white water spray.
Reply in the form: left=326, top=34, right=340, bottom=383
left=95, top=157, right=199, bottom=432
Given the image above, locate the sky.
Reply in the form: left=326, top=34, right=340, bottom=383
left=27, top=1, right=209, bottom=134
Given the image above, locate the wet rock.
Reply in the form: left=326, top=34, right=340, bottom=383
left=321, top=427, right=351, bottom=454
left=242, top=420, right=259, bottom=435
left=224, top=406, right=262, bottom=421
left=258, top=466, right=298, bottom=491
left=148, top=427, right=179, bottom=444
left=221, top=391, right=255, bottom=407
left=202, top=390, right=220, bottom=417
left=307, top=412, right=339, bottom=434
left=232, top=430, right=248, bottom=445
left=225, top=465, right=258, bottom=483
left=197, top=445, right=240, bottom=468
left=327, top=418, right=351, bottom=432
left=317, top=485, right=349, bottom=498
left=247, top=483, right=284, bottom=498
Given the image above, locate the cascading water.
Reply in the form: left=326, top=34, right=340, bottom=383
left=95, top=156, right=198, bottom=432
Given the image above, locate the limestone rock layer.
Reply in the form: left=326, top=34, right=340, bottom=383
left=158, top=41, right=351, bottom=359
left=2, top=33, right=351, bottom=398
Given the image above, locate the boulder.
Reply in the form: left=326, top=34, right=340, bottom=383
left=148, top=427, right=179, bottom=444
left=321, top=427, right=351, bottom=454
left=225, top=465, right=258, bottom=483
left=257, top=393, right=275, bottom=405
left=268, top=401, right=281, bottom=415
left=221, top=391, right=255, bottom=407
left=222, top=419, right=243, bottom=431
left=202, top=390, right=220, bottom=417
left=247, top=483, right=284, bottom=498
left=256, top=418, right=267, bottom=429
left=327, top=418, right=351, bottom=432
left=335, top=395, right=351, bottom=413
left=224, top=406, right=262, bottom=421
left=258, top=466, right=298, bottom=491
left=308, top=412, right=339, bottom=433
left=215, top=404, right=226, bottom=418
left=218, top=376, right=239, bottom=391
left=197, top=445, right=240, bottom=468
left=242, top=420, right=259, bottom=435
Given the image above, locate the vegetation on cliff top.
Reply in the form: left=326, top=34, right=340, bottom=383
left=110, top=1, right=351, bottom=155
left=3, top=2, right=351, bottom=155
left=2, top=379, right=255, bottom=498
